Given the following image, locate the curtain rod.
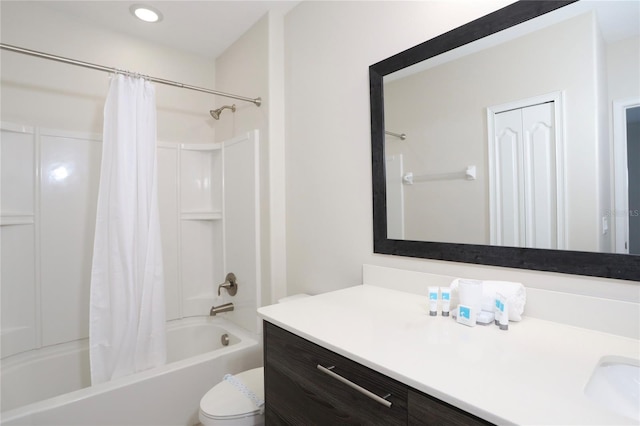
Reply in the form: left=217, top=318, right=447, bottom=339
left=0, top=43, right=262, bottom=107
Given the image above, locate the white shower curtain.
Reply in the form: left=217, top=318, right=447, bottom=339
left=89, top=74, right=166, bottom=385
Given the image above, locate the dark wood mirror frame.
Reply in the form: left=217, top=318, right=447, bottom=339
left=369, top=0, right=640, bottom=281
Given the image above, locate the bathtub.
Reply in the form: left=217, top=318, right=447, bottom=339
left=1, top=317, right=262, bottom=426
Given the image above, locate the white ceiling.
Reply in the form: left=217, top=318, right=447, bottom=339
left=21, top=1, right=640, bottom=61
left=34, top=1, right=299, bottom=59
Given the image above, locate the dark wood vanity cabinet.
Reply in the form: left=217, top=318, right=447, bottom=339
left=263, top=321, right=492, bottom=426
left=407, top=390, right=491, bottom=426
left=264, top=321, right=407, bottom=425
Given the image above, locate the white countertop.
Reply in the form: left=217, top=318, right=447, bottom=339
left=258, top=284, right=640, bottom=425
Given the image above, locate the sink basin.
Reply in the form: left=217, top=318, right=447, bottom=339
left=584, top=356, right=640, bottom=421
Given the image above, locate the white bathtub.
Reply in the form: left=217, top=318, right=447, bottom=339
left=0, top=317, right=262, bottom=426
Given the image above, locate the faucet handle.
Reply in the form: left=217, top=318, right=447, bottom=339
left=218, top=272, right=238, bottom=296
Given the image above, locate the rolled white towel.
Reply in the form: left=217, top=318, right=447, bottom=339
left=450, top=279, right=526, bottom=321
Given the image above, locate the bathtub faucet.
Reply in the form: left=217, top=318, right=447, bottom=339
left=218, top=272, right=238, bottom=296
left=210, top=302, right=234, bottom=316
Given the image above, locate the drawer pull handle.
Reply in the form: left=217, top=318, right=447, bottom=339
left=316, top=364, right=393, bottom=408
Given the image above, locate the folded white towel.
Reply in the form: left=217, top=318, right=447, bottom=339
left=450, top=279, right=526, bottom=321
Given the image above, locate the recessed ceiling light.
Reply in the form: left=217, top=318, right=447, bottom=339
left=130, top=4, right=163, bottom=23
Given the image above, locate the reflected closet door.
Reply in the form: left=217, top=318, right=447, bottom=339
left=490, top=101, right=558, bottom=249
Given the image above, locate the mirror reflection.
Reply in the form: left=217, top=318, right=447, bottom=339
left=383, top=1, right=639, bottom=255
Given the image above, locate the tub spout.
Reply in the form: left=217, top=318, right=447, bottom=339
left=210, top=302, right=234, bottom=316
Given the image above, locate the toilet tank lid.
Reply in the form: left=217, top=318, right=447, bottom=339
left=278, top=294, right=310, bottom=303
left=200, top=367, right=264, bottom=418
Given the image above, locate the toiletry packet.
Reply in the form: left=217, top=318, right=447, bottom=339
left=450, top=279, right=526, bottom=321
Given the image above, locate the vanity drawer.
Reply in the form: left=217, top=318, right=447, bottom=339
left=408, top=389, right=492, bottom=426
left=264, top=321, right=408, bottom=425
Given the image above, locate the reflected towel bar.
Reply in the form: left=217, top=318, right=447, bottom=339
left=403, top=165, right=476, bottom=184
left=385, top=130, right=406, bottom=140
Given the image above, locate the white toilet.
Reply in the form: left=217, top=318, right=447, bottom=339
left=199, top=294, right=309, bottom=425
left=199, top=367, right=265, bottom=426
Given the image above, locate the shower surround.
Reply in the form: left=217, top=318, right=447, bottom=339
left=0, top=122, right=261, bottom=414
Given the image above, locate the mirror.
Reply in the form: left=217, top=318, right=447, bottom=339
left=370, top=0, right=640, bottom=281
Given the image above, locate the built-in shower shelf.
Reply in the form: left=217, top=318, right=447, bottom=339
left=181, top=211, right=222, bottom=221
left=0, top=213, right=34, bottom=226
left=180, top=142, right=221, bottom=152
left=180, top=143, right=222, bottom=215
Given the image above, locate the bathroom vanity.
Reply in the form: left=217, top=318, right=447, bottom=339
left=258, top=284, right=639, bottom=425
left=263, top=321, right=488, bottom=425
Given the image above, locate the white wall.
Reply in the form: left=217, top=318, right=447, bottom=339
left=0, top=2, right=215, bottom=143
left=607, top=35, right=640, bottom=103
left=283, top=1, right=640, bottom=305
left=385, top=12, right=605, bottom=251
left=595, top=14, right=612, bottom=254
left=214, top=11, right=288, bottom=307
left=607, top=35, right=640, bottom=253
